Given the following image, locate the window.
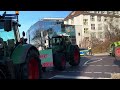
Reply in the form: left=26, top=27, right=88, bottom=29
left=90, top=16, right=95, bottom=21
left=91, top=24, right=95, bottom=30
left=102, top=11, right=107, bottom=14
left=114, top=11, right=119, bottom=15
left=104, top=17, right=107, bottom=21
left=108, top=11, right=113, bottom=15
left=91, top=32, right=96, bottom=38
left=97, top=16, right=101, bottom=21
left=97, top=11, right=101, bottom=14
left=98, top=32, right=103, bottom=38
left=83, top=19, right=88, bottom=25
left=78, top=33, right=80, bottom=36
left=98, top=24, right=102, bottom=30
left=44, top=40, right=46, bottom=43
left=71, top=18, right=74, bottom=24
left=84, top=28, right=89, bottom=33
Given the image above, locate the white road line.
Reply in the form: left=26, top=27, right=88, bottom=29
left=49, top=75, right=93, bottom=79
left=83, top=60, right=91, bottom=65
left=112, top=65, right=118, bottom=66
left=96, top=65, right=102, bottom=66
left=104, top=65, right=110, bottom=66
left=94, top=72, right=102, bottom=73
left=104, top=72, right=111, bottom=74
left=87, top=59, right=103, bottom=64
left=49, top=75, right=111, bottom=79
left=85, top=72, right=92, bottom=73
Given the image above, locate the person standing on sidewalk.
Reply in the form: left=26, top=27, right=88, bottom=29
left=88, top=47, right=92, bottom=55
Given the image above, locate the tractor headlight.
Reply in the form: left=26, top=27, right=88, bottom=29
left=0, top=38, right=3, bottom=49
left=0, top=43, right=3, bottom=48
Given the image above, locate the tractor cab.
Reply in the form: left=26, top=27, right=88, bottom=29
left=49, top=32, right=71, bottom=53
left=0, top=11, right=21, bottom=57
left=51, top=33, right=71, bottom=46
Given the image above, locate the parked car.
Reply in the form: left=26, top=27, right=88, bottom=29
left=79, top=48, right=89, bottom=56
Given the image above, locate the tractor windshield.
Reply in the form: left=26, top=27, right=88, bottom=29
left=52, top=37, right=62, bottom=46
left=0, top=21, right=15, bottom=42
left=0, top=29, right=15, bottom=41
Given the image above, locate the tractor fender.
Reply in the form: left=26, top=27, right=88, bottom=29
left=11, top=44, right=39, bottom=64
left=66, top=44, right=79, bottom=53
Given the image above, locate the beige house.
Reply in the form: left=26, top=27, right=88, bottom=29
left=64, top=11, right=120, bottom=48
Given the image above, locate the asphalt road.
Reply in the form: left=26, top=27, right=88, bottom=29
left=42, top=55, right=120, bottom=79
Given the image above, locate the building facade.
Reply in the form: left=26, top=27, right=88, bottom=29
left=26, top=18, right=64, bottom=50
left=64, top=11, right=120, bottom=48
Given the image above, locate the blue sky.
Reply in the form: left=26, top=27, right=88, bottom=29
left=0, top=11, right=71, bottom=37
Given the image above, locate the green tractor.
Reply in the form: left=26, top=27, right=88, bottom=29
left=109, top=41, right=120, bottom=60
left=49, top=32, right=80, bottom=70
left=0, top=11, right=42, bottom=79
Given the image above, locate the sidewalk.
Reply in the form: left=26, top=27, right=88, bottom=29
left=93, top=52, right=109, bottom=56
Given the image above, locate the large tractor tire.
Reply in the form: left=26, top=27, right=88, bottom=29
left=53, top=53, right=66, bottom=71
left=69, top=45, right=80, bottom=66
left=17, top=49, right=42, bottom=79
left=115, top=46, right=120, bottom=60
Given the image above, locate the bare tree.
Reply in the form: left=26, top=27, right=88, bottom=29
left=104, top=17, right=120, bottom=42
left=32, top=29, right=48, bottom=48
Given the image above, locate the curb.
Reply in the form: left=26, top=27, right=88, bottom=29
left=94, top=53, right=109, bottom=56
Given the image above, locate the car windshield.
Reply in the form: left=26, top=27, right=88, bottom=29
left=0, top=29, right=15, bottom=41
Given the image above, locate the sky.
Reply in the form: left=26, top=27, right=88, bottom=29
left=0, top=11, right=71, bottom=37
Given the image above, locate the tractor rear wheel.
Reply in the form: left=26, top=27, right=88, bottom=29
left=69, top=45, right=80, bottom=66
left=53, top=53, right=66, bottom=71
left=19, top=49, right=42, bottom=79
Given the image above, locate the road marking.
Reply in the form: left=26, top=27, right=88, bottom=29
left=112, top=65, right=118, bottom=67
left=104, top=72, right=111, bottom=74
left=87, top=59, right=103, bottom=64
left=49, top=75, right=93, bottom=79
left=94, top=72, right=102, bottom=73
left=104, top=65, right=110, bottom=66
left=96, top=65, right=102, bottom=66
left=83, top=60, right=90, bottom=65
left=49, top=75, right=111, bottom=79
left=85, top=72, right=92, bottom=73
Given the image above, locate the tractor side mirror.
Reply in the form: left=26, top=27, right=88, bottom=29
left=22, top=31, right=25, bottom=37
left=4, top=20, right=12, bottom=32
